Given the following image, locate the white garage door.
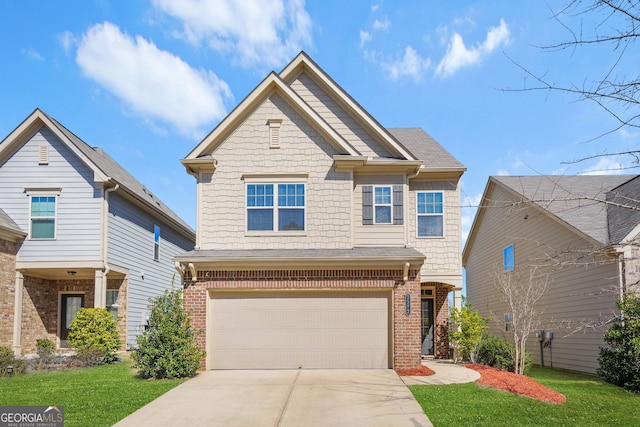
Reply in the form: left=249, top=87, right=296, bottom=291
left=208, top=291, right=390, bottom=369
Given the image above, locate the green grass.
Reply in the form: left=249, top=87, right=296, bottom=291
left=0, top=360, right=185, bottom=427
left=410, top=366, right=640, bottom=426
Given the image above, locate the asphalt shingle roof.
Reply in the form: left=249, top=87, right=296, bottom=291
left=42, top=112, right=194, bottom=237
left=0, top=208, right=24, bottom=235
left=494, top=175, right=636, bottom=245
left=176, top=246, right=425, bottom=261
left=387, top=128, right=465, bottom=170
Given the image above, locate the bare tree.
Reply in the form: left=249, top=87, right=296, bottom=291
left=493, top=264, right=551, bottom=375
left=509, top=1, right=640, bottom=165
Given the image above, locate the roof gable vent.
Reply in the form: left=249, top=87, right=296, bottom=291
left=268, top=119, right=282, bottom=149
left=38, top=145, right=49, bottom=165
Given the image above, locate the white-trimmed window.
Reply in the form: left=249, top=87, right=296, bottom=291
left=504, top=313, right=513, bottom=332
left=246, top=183, right=305, bottom=231
left=30, top=195, right=57, bottom=239
left=106, top=290, right=119, bottom=321
left=417, top=191, right=443, bottom=237
left=362, top=185, right=404, bottom=225
left=153, top=225, right=160, bottom=261
left=374, top=186, right=392, bottom=224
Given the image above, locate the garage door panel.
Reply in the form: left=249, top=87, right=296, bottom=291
left=209, top=291, right=390, bottom=369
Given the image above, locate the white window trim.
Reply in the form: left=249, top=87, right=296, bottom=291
left=27, top=189, right=61, bottom=240
left=416, top=191, right=445, bottom=238
left=153, top=224, right=160, bottom=261
left=244, top=182, right=307, bottom=236
left=373, top=186, right=392, bottom=224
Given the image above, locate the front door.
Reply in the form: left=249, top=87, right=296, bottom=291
left=60, top=294, right=84, bottom=345
left=421, top=297, right=434, bottom=356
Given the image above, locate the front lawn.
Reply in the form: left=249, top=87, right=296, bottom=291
left=410, top=366, right=640, bottom=426
left=0, top=360, right=185, bottom=427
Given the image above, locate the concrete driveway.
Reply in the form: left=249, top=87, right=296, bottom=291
left=114, top=369, right=432, bottom=427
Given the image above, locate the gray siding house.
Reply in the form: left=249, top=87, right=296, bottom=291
left=464, top=175, right=640, bottom=373
left=0, top=109, right=195, bottom=354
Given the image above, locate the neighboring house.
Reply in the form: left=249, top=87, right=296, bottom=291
left=174, top=52, right=466, bottom=371
left=0, top=109, right=195, bottom=354
left=463, top=174, right=640, bottom=373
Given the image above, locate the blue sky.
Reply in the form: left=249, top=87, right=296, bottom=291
left=1, top=0, right=636, bottom=243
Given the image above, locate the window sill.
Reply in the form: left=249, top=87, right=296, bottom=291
left=416, top=235, right=445, bottom=239
left=245, top=231, right=307, bottom=237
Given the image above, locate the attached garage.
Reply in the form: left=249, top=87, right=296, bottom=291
left=208, top=290, right=391, bottom=369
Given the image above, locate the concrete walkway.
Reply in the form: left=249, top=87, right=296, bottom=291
left=401, top=359, right=481, bottom=386
left=114, top=369, right=433, bottom=427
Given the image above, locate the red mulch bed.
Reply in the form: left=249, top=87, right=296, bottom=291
left=396, top=365, right=436, bottom=376
left=465, top=364, right=566, bottom=404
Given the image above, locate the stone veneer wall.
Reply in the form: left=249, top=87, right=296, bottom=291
left=183, top=268, right=422, bottom=371
left=108, top=278, right=128, bottom=350
left=0, top=238, right=19, bottom=348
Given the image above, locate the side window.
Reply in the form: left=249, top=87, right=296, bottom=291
left=30, top=195, right=56, bottom=239
left=362, top=185, right=403, bottom=225
left=153, top=225, right=160, bottom=261
left=504, top=313, right=513, bottom=332
left=503, top=244, right=515, bottom=271
left=416, top=192, right=443, bottom=237
left=106, top=290, right=119, bottom=321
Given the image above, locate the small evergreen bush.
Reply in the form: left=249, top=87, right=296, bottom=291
left=477, top=333, right=531, bottom=373
left=36, top=338, right=55, bottom=370
left=68, top=308, right=120, bottom=363
left=598, top=294, right=640, bottom=393
left=449, top=298, right=490, bottom=363
left=133, top=289, right=205, bottom=379
left=0, top=346, right=26, bottom=376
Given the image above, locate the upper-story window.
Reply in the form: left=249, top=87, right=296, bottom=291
left=374, top=186, right=392, bottom=223
left=362, top=185, right=403, bottom=225
left=416, top=191, right=443, bottom=237
left=153, top=225, right=160, bottom=261
left=246, top=183, right=305, bottom=231
left=30, top=195, right=57, bottom=239
left=503, top=244, right=515, bottom=271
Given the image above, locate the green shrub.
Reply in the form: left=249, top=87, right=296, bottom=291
left=598, top=294, right=640, bottom=393
left=68, top=308, right=120, bottom=363
left=449, top=298, right=490, bottom=363
left=133, top=289, right=205, bottom=379
left=35, top=338, right=56, bottom=370
left=477, top=333, right=531, bottom=373
left=0, top=346, right=26, bottom=376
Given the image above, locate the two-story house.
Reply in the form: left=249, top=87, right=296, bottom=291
left=174, top=52, right=465, bottom=371
left=0, top=109, right=195, bottom=354
left=464, top=174, right=640, bottom=373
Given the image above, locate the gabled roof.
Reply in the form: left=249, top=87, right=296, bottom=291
left=387, top=128, right=466, bottom=172
left=184, top=70, right=359, bottom=164
left=0, top=208, right=26, bottom=241
left=279, top=52, right=417, bottom=161
left=0, top=109, right=194, bottom=238
left=476, top=175, right=636, bottom=249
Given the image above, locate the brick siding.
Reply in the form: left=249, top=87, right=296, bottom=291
left=0, top=238, right=18, bottom=348
left=183, top=268, right=423, bottom=370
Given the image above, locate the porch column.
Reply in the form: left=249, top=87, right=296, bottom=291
left=12, top=271, right=24, bottom=356
left=94, top=269, right=107, bottom=308
left=453, top=289, right=462, bottom=311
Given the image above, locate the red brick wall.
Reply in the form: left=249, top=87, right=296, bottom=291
left=183, top=268, right=422, bottom=370
left=21, top=278, right=95, bottom=354
left=0, top=238, right=18, bottom=348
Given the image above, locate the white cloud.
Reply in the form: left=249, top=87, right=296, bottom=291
left=373, top=17, right=390, bottom=30
left=76, top=22, right=232, bottom=138
left=22, top=48, right=44, bottom=61
left=435, top=18, right=510, bottom=78
left=496, top=169, right=509, bottom=176
left=580, top=157, right=625, bottom=175
left=371, top=4, right=380, bottom=12
left=59, top=31, right=78, bottom=54
left=383, top=46, right=432, bottom=81
left=152, top=0, right=312, bottom=69
left=360, top=30, right=372, bottom=47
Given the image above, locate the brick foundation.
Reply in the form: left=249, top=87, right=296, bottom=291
left=183, top=268, right=423, bottom=370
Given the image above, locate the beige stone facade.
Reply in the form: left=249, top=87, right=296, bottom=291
left=0, top=238, right=18, bottom=348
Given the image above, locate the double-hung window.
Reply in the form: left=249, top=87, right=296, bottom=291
left=416, top=191, right=443, bottom=237
left=30, top=195, right=57, bottom=239
left=362, top=185, right=403, bottom=225
left=247, top=183, right=305, bottom=231
left=374, top=186, right=392, bottom=224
